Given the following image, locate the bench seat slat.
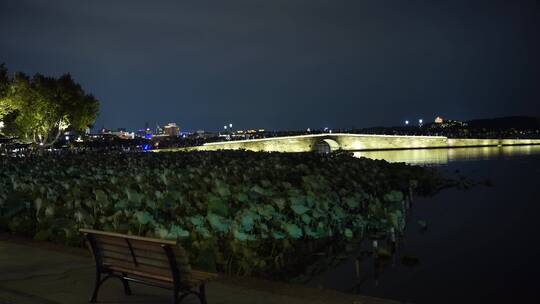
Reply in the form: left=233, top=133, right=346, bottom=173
left=106, top=265, right=216, bottom=288
left=97, top=243, right=170, bottom=263
left=107, top=265, right=174, bottom=283
left=80, top=228, right=177, bottom=245
left=100, top=251, right=171, bottom=270
left=96, top=236, right=166, bottom=253
left=103, top=258, right=173, bottom=277
left=94, top=237, right=190, bottom=263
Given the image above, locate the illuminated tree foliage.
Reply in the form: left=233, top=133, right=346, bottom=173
left=0, top=64, right=11, bottom=125
left=0, top=64, right=99, bottom=146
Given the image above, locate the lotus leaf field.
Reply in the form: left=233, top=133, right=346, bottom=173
left=0, top=151, right=446, bottom=278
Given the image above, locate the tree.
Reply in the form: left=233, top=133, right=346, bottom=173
left=0, top=65, right=99, bottom=146
left=0, top=64, right=12, bottom=135
left=0, top=64, right=9, bottom=125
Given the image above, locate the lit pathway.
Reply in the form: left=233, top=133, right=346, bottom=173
left=0, top=234, right=404, bottom=304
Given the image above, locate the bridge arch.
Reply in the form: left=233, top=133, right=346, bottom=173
left=313, top=138, right=341, bottom=153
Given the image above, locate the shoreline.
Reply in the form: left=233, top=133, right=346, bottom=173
left=0, top=232, right=403, bottom=304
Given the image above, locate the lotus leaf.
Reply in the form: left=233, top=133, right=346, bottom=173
left=94, top=189, right=107, bottom=203
left=384, top=190, right=404, bottom=203
left=207, top=195, right=228, bottom=216
left=134, top=211, right=154, bottom=225
left=304, top=226, right=318, bottom=238
left=301, top=213, right=311, bottom=225
left=239, top=211, right=255, bottom=232
left=272, top=231, right=286, bottom=239
left=44, top=205, right=55, bottom=217
left=283, top=223, right=303, bottom=239
left=250, top=185, right=266, bottom=196
left=169, top=225, right=190, bottom=238
left=0, top=150, right=446, bottom=277
left=291, top=203, right=309, bottom=215
left=273, top=198, right=286, bottom=210
left=207, top=213, right=230, bottom=233
left=332, top=206, right=346, bottom=221
left=236, top=193, right=249, bottom=203
left=233, top=228, right=249, bottom=241
left=126, top=189, right=142, bottom=205
left=190, top=215, right=205, bottom=227
left=215, top=180, right=231, bottom=197
left=258, top=204, right=276, bottom=220
left=344, top=196, right=359, bottom=209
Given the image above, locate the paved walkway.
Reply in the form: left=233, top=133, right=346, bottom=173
left=0, top=234, right=403, bottom=304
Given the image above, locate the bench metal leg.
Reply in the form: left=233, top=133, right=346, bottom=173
left=199, top=284, right=207, bottom=304
left=120, top=273, right=131, bottom=295
left=173, top=287, right=179, bottom=304
left=89, top=271, right=101, bottom=303
left=176, top=292, right=191, bottom=304
left=90, top=273, right=132, bottom=302
left=174, top=288, right=207, bottom=304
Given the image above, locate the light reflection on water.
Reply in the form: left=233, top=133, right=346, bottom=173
left=353, top=145, right=540, bottom=165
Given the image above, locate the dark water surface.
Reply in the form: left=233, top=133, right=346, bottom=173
left=310, top=146, right=540, bottom=303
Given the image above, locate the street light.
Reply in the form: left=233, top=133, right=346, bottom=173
left=405, top=120, right=409, bottom=125
left=229, top=123, right=233, bottom=128
left=223, top=125, right=227, bottom=130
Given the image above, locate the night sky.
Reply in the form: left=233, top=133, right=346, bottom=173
left=1, top=0, right=539, bottom=131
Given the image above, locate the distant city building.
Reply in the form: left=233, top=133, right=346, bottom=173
left=435, top=116, right=444, bottom=124
left=155, top=124, right=164, bottom=135
left=194, top=130, right=217, bottom=139
left=164, top=123, right=180, bottom=136
left=112, top=130, right=135, bottom=139
left=135, top=126, right=153, bottom=139
left=135, top=129, right=146, bottom=138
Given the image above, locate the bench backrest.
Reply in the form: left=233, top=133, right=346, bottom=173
left=80, top=229, right=190, bottom=284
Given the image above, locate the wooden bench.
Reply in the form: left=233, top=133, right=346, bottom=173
left=80, top=228, right=217, bottom=304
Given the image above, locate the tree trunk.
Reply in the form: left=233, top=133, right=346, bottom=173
left=34, top=122, right=63, bottom=148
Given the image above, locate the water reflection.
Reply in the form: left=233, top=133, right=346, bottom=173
left=353, top=145, right=540, bottom=165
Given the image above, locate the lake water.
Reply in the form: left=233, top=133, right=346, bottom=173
left=310, top=145, right=540, bottom=303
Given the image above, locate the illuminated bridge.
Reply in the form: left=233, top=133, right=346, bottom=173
left=185, top=133, right=540, bottom=153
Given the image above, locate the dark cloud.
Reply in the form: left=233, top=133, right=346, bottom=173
left=1, top=0, right=538, bottom=131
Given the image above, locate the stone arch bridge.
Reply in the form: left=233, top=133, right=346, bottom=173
left=187, top=133, right=540, bottom=153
